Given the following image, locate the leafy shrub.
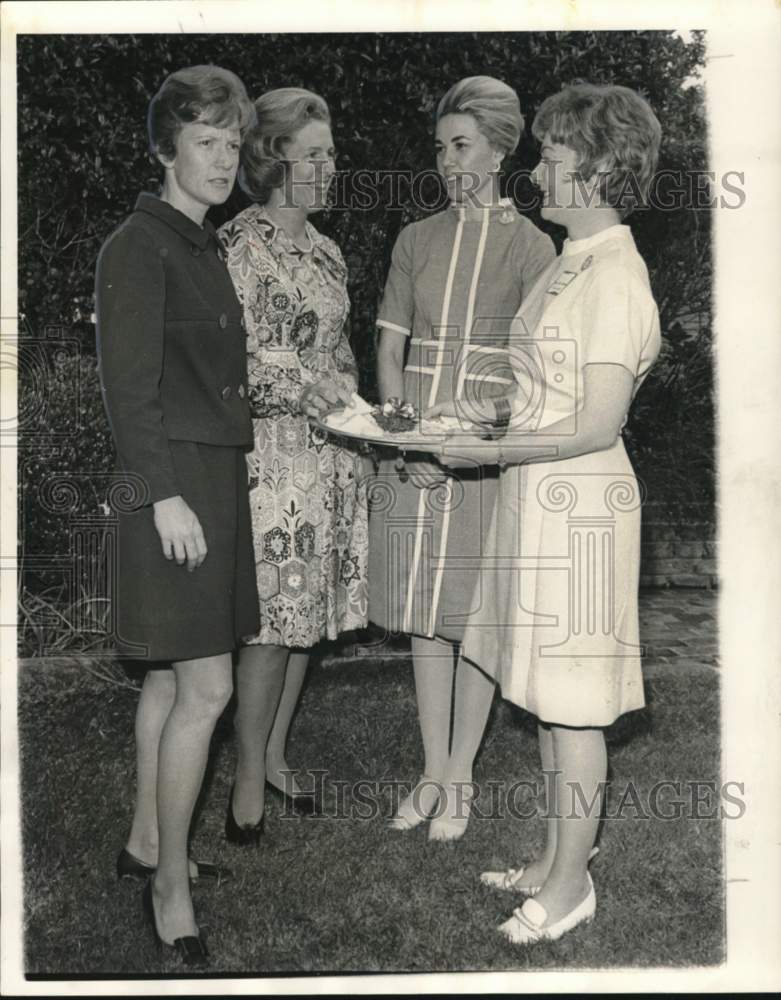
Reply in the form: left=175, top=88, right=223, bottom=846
left=17, top=31, right=713, bottom=646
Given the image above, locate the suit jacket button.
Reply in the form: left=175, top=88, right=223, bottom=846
left=219, top=313, right=228, bottom=329
left=221, top=386, right=232, bottom=400
left=238, top=384, right=246, bottom=398
left=190, top=245, right=201, bottom=256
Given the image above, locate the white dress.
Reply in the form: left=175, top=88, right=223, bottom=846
left=460, top=225, right=661, bottom=727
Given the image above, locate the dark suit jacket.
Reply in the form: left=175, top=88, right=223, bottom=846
left=96, top=193, right=253, bottom=505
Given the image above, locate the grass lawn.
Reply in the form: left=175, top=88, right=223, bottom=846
left=18, top=652, right=723, bottom=977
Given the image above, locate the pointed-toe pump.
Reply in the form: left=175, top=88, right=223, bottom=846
left=117, top=848, right=232, bottom=884
left=224, top=785, right=265, bottom=846
left=141, top=880, right=209, bottom=967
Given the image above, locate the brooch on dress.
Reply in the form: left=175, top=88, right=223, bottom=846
left=499, top=209, right=514, bottom=224
left=581, top=255, right=594, bottom=271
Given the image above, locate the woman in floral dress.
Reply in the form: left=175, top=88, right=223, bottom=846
left=219, top=88, right=368, bottom=837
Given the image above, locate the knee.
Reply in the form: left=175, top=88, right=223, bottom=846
left=180, top=672, right=233, bottom=722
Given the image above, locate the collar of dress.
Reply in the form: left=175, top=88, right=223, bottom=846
left=561, top=224, right=632, bottom=257
left=245, top=204, right=345, bottom=275
left=447, top=196, right=516, bottom=222
left=134, top=192, right=217, bottom=250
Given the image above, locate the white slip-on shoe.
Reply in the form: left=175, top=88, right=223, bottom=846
left=481, top=846, right=599, bottom=897
left=427, top=781, right=476, bottom=843
left=388, top=775, right=442, bottom=832
left=498, top=873, right=596, bottom=945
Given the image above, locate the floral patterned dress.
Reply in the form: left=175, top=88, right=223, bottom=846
left=218, top=205, right=368, bottom=647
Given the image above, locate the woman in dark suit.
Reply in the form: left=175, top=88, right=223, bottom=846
left=96, top=65, right=257, bottom=966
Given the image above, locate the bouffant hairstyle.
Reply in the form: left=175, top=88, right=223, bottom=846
left=436, top=76, right=524, bottom=158
left=532, top=83, right=662, bottom=218
left=147, top=65, right=255, bottom=162
left=239, top=88, right=331, bottom=204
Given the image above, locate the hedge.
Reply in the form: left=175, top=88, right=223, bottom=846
left=17, top=31, right=713, bottom=619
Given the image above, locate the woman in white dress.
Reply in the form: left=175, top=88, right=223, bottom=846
left=430, top=83, right=662, bottom=944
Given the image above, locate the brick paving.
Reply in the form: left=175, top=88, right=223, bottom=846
left=316, top=587, right=719, bottom=677
left=637, top=588, right=718, bottom=676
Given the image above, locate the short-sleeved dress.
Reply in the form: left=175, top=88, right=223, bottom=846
left=219, top=205, right=368, bottom=648
left=368, top=200, right=555, bottom=641
left=461, top=224, right=661, bottom=726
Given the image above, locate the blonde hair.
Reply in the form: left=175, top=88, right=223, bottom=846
left=147, top=65, right=255, bottom=160
left=239, top=87, right=331, bottom=204
left=532, top=83, right=662, bottom=218
left=437, top=76, right=524, bottom=157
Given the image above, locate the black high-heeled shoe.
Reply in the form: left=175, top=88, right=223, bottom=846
left=141, top=880, right=209, bottom=967
left=117, top=848, right=232, bottom=884
left=264, top=779, right=320, bottom=817
left=224, top=785, right=265, bottom=846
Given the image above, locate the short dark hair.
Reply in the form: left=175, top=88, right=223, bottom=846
left=147, top=65, right=255, bottom=161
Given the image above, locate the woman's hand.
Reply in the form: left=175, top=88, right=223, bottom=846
left=435, top=434, right=500, bottom=468
left=423, top=400, right=460, bottom=420
left=300, top=378, right=353, bottom=418
left=153, top=495, right=207, bottom=572
left=404, top=457, right=449, bottom=487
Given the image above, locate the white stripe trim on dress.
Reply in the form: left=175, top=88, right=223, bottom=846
left=429, top=479, right=453, bottom=635
left=429, top=210, right=488, bottom=632
left=403, top=489, right=430, bottom=635
left=377, top=319, right=411, bottom=335
left=462, top=344, right=507, bottom=355
left=464, top=372, right=513, bottom=384
left=404, top=216, right=463, bottom=636
left=427, top=217, right=463, bottom=409
left=454, top=209, right=490, bottom=401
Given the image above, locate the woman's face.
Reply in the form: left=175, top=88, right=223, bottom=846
left=435, top=113, right=502, bottom=206
left=281, top=120, right=336, bottom=213
left=161, top=121, right=241, bottom=218
left=532, top=133, right=598, bottom=223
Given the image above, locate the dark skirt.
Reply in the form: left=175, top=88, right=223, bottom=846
left=114, top=441, right=259, bottom=661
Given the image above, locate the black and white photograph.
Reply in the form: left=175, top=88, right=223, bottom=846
left=1, top=0, right=779, bottom=993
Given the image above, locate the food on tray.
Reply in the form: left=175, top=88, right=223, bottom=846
left=321, top=393, right=475, bottom=441
left=323, top=393, right=385, bottom=437
left=373, top=397, right=418, bottom=433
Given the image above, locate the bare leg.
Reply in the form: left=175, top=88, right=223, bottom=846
left=427, top=656, right=495, bottom=833
left=265, top=650, right=310, bottom=796
left=531, top=725, right=606, bottom=923
left=447, top=655, right=496, bottom=783
left=231, top=643, right=289, bottom=825
left=504, top=722, right=558, bottom=889
left=411, top=635, right=455, bottom=780
left=152, top=653, right=233, bottom=944
left=390, top=636, right=454, bottom=825
left=125, top=668, right=175, bottom=863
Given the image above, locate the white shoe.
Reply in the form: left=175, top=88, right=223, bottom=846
left=427, top=781, right=476, bottom=843
left=498, top=874, right=596, bottom=945
left=481, top=846, right=599, bottom=896
left=388, top=776, right=441, bottom=832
